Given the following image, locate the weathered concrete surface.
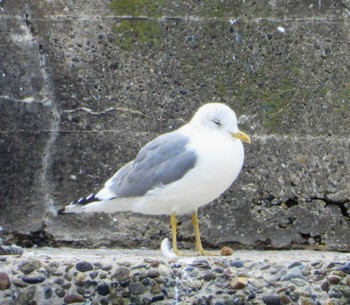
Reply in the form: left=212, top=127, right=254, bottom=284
left=0, top=0, right=350, bottom=250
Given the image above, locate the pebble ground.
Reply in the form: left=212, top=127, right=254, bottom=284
left=0, top=248, right=350, bottom=305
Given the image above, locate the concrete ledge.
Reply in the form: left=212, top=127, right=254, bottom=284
left=1, top=248, right=350, bottom=304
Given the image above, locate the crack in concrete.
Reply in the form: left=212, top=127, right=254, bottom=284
left=62, top=106, right=151, bottom=118
left=22, top=4, right=61, bottom=221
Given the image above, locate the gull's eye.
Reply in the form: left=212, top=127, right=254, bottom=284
left=213, top=120, right=221, bottom=127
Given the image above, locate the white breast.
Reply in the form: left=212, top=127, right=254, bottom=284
left=132, top=127, right=244, bottom=215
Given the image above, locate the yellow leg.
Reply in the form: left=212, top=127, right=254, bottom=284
left=192, top=211, right=214, bottom=256
left=170, top=212, right=182, bottom=256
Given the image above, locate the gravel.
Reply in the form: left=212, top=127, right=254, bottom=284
left=0, top=248, right=350, bottom=304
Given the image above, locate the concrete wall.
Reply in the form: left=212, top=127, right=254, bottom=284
left=1, top=0, right=350, bottom=250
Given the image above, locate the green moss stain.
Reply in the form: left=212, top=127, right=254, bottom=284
left=333, top=83, right=350, bottom=115
left=110, top=0, right=164, bottom=49
left=110, top=0, right=164, bottom=17
left=112, top=20, right=162, bottom=50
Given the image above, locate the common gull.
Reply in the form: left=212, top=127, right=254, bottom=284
left=59, top=103, right=251, bottom=255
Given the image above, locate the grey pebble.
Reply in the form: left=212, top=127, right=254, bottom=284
left=18, top=260, right=42, bottom=275
left=281, top=267, right=305, bottom=281
left=89, top=271, right=98, bottom=279
left=288, top=261, right=304, bottom=269
left=230, top=259, right=244, bottom=268
left=12, top=279, right=28, bottom=288
left=147, top=270, right=160, bottom=278
left=112, top=267, right=130, bottom=281
left=75, top=261, right=93, bottom=272
left=14, top=286, right=36, bottom=305
left=339, top=261, right=350, bottom=274
left=202, top=272, right=217, bottom=281
left=262, top=295, right=281, bottom=305
left=129, top=282, right=146, bottom=295
left=101, top=264, right=113, bottom=271
left=55, top=287, right=65, bottom=298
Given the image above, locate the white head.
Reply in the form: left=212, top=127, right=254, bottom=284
left=190, top=103, right=251, bottom=143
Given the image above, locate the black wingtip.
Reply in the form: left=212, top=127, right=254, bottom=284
left=57, top=208, right=66, bottom=215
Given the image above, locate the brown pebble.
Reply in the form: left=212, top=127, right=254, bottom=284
left=63, top=294, right=85, bottom=303
left=230, top=276, right=248, bottom=290
left=0, top=272, right=11, bottom=290
left=328, top=275, right=341, bottom=285
left=150, top=260, right=160, bottom=268
left=147, top=270, right=160, bottom=279
left=279, top=294, right=291, bottom=304
left=220, top=246, right=233, bottom=256
left=346, top=277, right=350, bottom=286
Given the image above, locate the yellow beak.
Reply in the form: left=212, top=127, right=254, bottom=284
left=232, top=130, right=251, bottom=144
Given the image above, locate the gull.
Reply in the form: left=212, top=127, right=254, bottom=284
left=59, top=103, right=251, bottom=255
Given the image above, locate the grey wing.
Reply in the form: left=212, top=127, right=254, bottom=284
left=99, top=132, right=198, bottom=199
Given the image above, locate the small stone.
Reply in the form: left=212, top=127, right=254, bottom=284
left=99, top=272, right=107, bottom=279
left=288, top=261, right=304, bottom=269
left=150, top=281, right=161, bottom=294
left=18, top=260, right=42, bottom=275
left=263, top=295, right=282, bottom=305
left=118, top=261, right=131, bottom=267
left=230, top=277, right=248, bottom=290
left=21, top=275, right=46, bottom=284
left=53, top=277, right=64, bottom=285
left=190, top=259, right=211, bottom=270
left=338, top=285, right=350, bottom=297
left=213, top=267, right=224, bottom=274
left=97, top=283, right=110, bottom=296
left=328, top=275, right=341, bottom=285
left=320, top=281, right=330, bottom=291
left=102, top=264, right=113, bottom=271
left=159, top=264, right=171, bottom=276
left=100, top=298, right=109, bottom=305
left=220, top=246, right=233, bottom=256
left=147, top=270, right=160, bottom=279
left=299, top=299, right=313, bottom=305
left=64, top=294, right=85, bottom=303
left=129, top=282, right=146, bottom=295
left=347, top=277, right=350, bottom=286
left=202, top=272, right=217, bottom=281
left=328, top=288, right=342, bottom=298
left=113, top=267, right=130, bottom=282
left=279, top=294, right=291, bottom=304
left=339, top=261, right=350, bottom=274
left=75, top=272, right=85, bottom=283
left=281, top=267, right=304, bottom=281
left=0, top=272, right=11, bottom=290
left=230, top=259, right=244, bottom=268
left=89, top=271, right=98, bottom=279
left=12, top=279, right=28, bottom=288
left=62, top=283, right=72, bottom=290
left=75, top=261, right=93, bottom=272
left=44, top=286, right=52, bottom=299
left=150, top=260, right=160, bottom=268
left=152, top=295, right=165, bottom=302
left=15, top=286, right=36, bottom=304
left=55, top=287, right=65, bottom=298
left=291, top=278, right=308, bottom=287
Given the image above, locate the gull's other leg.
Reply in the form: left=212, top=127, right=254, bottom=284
left=170, top=212, right=182, bottom=256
